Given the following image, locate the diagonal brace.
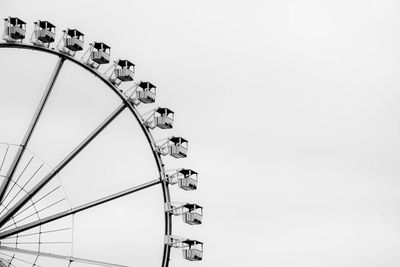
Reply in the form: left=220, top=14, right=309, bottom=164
left=0, top=246, right=129, bottom=267
left=0, top=179, right=160, bottom=239
left=0, top=57, right=65, bottom=204
left=0, top=104, right=126, bottom=228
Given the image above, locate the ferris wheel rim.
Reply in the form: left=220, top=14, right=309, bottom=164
left=0, top=42, right=172, bottom=267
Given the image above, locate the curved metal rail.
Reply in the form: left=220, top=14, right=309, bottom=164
left=0, top=42, right=172, bottom=267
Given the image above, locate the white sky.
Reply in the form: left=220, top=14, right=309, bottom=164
left=1, top=0, right=400, bottom=266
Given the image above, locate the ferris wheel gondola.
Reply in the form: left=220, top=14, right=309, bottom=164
left=0, top=16, right=203, bottom=267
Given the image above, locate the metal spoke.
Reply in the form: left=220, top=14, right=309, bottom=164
left=1, top=241, right=70, bottom=245
left=0, top=251, right=40, bottom=267
left=3, top=198, right=66, bottom=230
left=13, top=185, right=61, bottom=218
left=0, top=42, right=186, bottom=267
left=0, top=104, right=126, bottom=228
left=0, top=246, right=128, bottom=267
left=0, top=146, right=10, bottom=172
left=0, top=159, right=42, bottom=216
left=0, top=58, right=65, bottom=204
left=1, top=227, right=70, bottom=240
left=0, top=178, right=159, bottom=239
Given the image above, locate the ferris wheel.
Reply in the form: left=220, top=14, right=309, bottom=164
left=0, top=16, right=203, bottom=267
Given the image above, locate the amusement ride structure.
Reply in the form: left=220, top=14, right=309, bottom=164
left=0, top=16, right=203, bottom=267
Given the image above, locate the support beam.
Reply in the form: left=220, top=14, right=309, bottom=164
left=0, top=104, right=126, bottom=228
left=0, top=246, right=128, bottom=267
left=0, top=179, right=160, bottom=239
left=0, top=43, right=174, bottom=267
left=0, top=57, right=65, bottom=204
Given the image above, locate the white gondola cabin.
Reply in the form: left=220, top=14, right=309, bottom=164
left=137, top=81, right=156, bottom=103
left=177, top=169, right=198, bottom=190
left=166, top=202, right=203, bottom=225
left=57, top=28, right=84, bottom=55
left=182, top=240, right=203, bottom=261
left=154, top=107, right=174, bottom=129
left=3, top=17, right=26, bottom=42
left=91, top=42, right=110, bottom=64
left=182, top=204, right=203, bottom=225
left=165, top=235, right=204, bottom=261
left=65, top=29, right=84, bottom=51
left=114, top=60, right=135, bottom=82
left=167, top=137, right=188, bottom=158
left=31, top=20, right=55, bottom=46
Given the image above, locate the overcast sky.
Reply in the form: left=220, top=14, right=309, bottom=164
left=1, top=0, right=400, bottom=266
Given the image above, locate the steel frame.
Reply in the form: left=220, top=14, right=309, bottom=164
left=0, top=246, right=128, bottom=267
left=0, top=57, right=64, bottom=203
left=0, top=42, right=172, bottom=267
